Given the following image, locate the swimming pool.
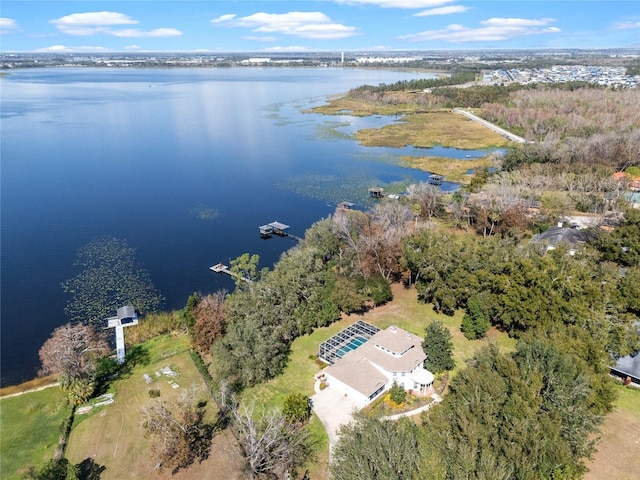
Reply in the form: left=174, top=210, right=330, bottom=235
left=335, top=336, right=368, bottom=358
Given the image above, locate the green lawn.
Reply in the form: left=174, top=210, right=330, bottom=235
left=0, top=386, right=72, bottom=479
left=65, top=333, right=221, bottom=480
left=241, top=283, right=517, bottom=479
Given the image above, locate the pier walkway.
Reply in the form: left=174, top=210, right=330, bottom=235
left=454, top=108, right=527, bottom=144
left=209, top=263, right=253, bottom=283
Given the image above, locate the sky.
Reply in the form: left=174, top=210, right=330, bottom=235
left=1, top=1, right=639, bottom=53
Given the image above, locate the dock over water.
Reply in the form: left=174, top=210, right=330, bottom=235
left=209, top=263, right=253, bottom=283
left=259, top=221, right=290, bottom=237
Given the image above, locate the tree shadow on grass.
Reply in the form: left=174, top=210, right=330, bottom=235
left=95, top=345, right=150, bottom=395
left=122, top=344, right=151, bottom=372
left=77, top=457, right=106, bottom=480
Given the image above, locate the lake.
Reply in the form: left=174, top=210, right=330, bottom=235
left=1, top=67, right=475, bottom=386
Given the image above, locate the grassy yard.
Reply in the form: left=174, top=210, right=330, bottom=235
left=585, top=384, right=640, bottom=480
left=65, top=333, right=244, bottom=480
left=0, top=385, right=72, bottom=479
left=241, top=283, right=517, bottom=478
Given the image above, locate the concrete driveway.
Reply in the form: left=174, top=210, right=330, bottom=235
left=310, top=387, right=364, bottom=450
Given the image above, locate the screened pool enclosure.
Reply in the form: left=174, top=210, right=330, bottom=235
left=318, top=320, right=380, bottom=364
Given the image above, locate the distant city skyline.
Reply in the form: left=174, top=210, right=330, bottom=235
left=1, top=1, right=639, bottom=53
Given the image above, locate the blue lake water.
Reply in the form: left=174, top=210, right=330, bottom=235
left=0, top=67, right=490, bottom=386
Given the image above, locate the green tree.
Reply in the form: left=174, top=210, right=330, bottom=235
left=27, top=458, right=79, bottom=480
left=594, top=208, right=640, bottom=266
left=422, top=321, right=455, bottom=373
left=426, top=341, right=601, bottom=480
left=230, top=253, right=261, bottom=287
left=282, top=393, right=311, bottom=425
left=331, top=413, right=440, bottom=480
left=179, top=292, right=199, bottom=331
left=461, top=294, right=491, bottom=340
left=389, top=381, right=406, bottom=404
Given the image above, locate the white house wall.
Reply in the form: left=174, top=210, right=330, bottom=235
left=324, top=372, right=372, bottom=406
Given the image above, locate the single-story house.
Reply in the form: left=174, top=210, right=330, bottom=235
left=322, top=325, right=434, bottom=405
left=530, top=224, right=597, bottom=255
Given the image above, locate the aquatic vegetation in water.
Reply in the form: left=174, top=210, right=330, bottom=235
left=190, top=204, right=220, bottom=221
left=61, top=237, right=164, bottom=325
left=278, top=173, right=411, bottom=206
left=311, top=121, right=353, bottom=141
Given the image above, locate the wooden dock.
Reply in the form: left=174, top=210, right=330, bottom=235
left=259, top=221, right=290, bottom=238
left=209, top=263, right=252, bottom=283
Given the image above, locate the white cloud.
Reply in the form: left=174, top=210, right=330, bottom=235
left=482, top=17, right=555, bottom=27
left=110, top=28, right=182, bottom=38
left=415, top=5, right=469, bottom=17
left=35, top=44, right=111, bottom=53
left=124, top=45, right=142, bottom=50
left=400, top=17, right=560, bottom=43
left=50, top=11, right=181, bottom=38
left=336, top=0, right=453, bottom=8
left=616, top=21, right=640, bottom=30
left=243, top=36, right=279, bottom=42
left=212, top=11, right=358, bottom=40
left=51, top=11, right=137, bottom=35
left=211, top=14, right=237, bottom=24
left=0, top=17, right=19, bottom=33
left=264, top=45, right=309, bottom=52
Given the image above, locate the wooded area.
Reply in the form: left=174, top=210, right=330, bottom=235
left=32, top=79, right=640, bottom=479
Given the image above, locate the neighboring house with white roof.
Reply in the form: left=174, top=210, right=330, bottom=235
left=321, top=325, right=434, bottom=406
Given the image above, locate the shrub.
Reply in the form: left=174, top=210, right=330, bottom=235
left=148, top=389, right=161, bottom=398
left=389, top=381, right=406, bottom=405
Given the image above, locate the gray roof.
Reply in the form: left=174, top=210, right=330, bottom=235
left=324, top=356, right=388, bottom=397
left=530, top=226, right=596, bottom=248
left=611, top=322, right=640, bottom=382
left=612, top=354, right=640, bottom=382
left=269, top=221, right=289, bottom=230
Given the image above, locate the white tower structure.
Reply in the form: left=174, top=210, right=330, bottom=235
left=341, top=52, right=344, bottom=64
left=106, top=306, right=138, bottom=363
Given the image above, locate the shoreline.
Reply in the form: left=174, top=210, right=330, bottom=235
left=0, top=375, right=58, bottom=398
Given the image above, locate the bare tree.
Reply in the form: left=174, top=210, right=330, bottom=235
left=407, top=182, right=443, bottom=224
left=39, top=323, right=109, bottom=383
left=142, top=388, right=214, bottom=473
left=231, top=403, right=311, bottom=479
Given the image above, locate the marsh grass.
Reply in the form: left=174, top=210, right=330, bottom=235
left=311, top=121, right=353, bottom=141
left=354, top=111, right=511, bottom=150
left=401, top=155, right=494, bottom=183
left=0, top=386, right=72, bottom=479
